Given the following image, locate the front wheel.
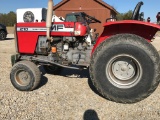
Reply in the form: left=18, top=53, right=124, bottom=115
left=10, top=61, right=41, bottom=91
left=90, top=34, right=160, bottom=103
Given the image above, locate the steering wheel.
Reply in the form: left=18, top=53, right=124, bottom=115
left=89, top=15, right=101, bottom=23
left=131, top=1, right=144, bottom=20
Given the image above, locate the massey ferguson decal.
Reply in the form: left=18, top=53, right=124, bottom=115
left=51, top=24, right=74, bottom=32
left=17, top=24, right=74, bottom=32
left=51, top=24, right=63, bottom=31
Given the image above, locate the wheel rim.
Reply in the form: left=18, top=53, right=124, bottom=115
left=106, top=54, right=142, bottom=89
left=0, top=32, right=5, bottom=39
left=14, top=69, right=31, bottom=86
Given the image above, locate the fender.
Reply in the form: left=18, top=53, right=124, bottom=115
left=92, top=20, right=160, bottom=54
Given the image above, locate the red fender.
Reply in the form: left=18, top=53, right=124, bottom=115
left=92, top=20, right=160, bottom=54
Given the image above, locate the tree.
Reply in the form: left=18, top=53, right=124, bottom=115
left=0, top=11, right=16, bottom=26
left=117, top=10, right=133, bottom=20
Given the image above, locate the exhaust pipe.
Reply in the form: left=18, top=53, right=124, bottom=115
left=46, top=0, right=53, bottom=40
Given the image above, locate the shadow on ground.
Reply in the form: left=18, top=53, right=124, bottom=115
left=83, top=109, right=100, bottom=120
left=36, top=75, right=48, bottom=90
left=1, top=38, right=14, bottom=41
left=60, top=67, right=90, bottom=78
left=35, top=66, right=48, bottom=90
left=39, top=65, right=104, bottom=98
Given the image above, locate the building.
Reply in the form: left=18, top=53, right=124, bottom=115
left=53, top=0, right=118, bottom=34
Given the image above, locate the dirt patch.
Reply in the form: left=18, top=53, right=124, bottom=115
left=7, top=27, right=14, bottom=34
left=156, top=31, right=160, bottom=35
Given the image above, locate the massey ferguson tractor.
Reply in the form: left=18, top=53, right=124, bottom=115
left=10, top=0, right=160, bottom=103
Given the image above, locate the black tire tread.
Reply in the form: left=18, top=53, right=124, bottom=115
left=11, top=61, right=41, bottom=91
left=89, top=34, right=160, bottom=103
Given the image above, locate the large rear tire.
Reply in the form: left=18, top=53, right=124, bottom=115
left=10, top=61, right=41, bottom=91
left=90, top=34, right=160, bottom=103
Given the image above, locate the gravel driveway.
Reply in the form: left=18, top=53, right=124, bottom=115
left=0, top=34, right=160, bottom=120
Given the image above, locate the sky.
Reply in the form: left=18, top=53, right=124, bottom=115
left=0, top=0, right=160, bottom=22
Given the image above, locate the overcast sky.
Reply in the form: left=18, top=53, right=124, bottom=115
left=0, top=0, right=159, bottom=22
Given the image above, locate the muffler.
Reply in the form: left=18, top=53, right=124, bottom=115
left=46, top=0, right=53, bottom=40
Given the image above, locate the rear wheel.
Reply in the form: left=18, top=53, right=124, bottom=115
left=90, top=34, right=160, bottom=103
left=10, top=61, right=41, bottom=91
left=106, top=54, right=142, bottom=89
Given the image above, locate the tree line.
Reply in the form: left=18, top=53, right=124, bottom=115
left=117, top=10, right=133, bottom=20
left=0, top=11, right=16, bottom=26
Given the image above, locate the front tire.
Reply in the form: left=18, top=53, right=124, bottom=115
left=10, top=61, right=41, bottom=91
left=90, top=34, right=160, bottom=103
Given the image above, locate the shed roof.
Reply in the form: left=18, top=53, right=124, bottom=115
left=53, top=0, right=118, bottom=14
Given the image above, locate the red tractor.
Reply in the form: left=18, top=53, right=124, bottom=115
left=10, top=1, right=160, bottom=103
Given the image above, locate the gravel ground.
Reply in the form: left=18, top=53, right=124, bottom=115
left=0, top=34, right=160, bottom=120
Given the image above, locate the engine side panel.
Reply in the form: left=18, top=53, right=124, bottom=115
left=16, top=22, right=69, bottom=54
left=17, top=32, right=45, bottom=54
left=92, top=20, right=160, bottom=54
left=17, top=23, right=45, bottom=54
